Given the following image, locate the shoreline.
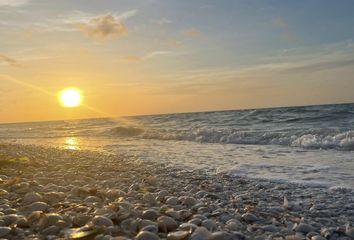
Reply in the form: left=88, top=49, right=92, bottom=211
left=0, top=143, right=353, bottom=239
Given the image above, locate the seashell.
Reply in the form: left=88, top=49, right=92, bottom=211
left=105, top=189, right=125, bottom=199
left=201, top=219, right=216, bottom=231
left=157, top=190, right=169, bottom=198
left=23, top=192, right=42, bottom=205
left=1, top=214, right=19, bottom=226
left=138, top=219, right=158, bottom=230
left=85, top=196, right=102, bottom=203
left=141, top=225, right=159, bottom=234
left=29, top=202, right=49, bottom=212
left=43, top=192, right=64, bottom=205
left=345, top=224, right=354, bottom=238
left=3, top=208, right=16, bottom=215
left=16, top=217, right=29, bottom=228
left=166, top=197, right=179, bottom=205
left=38, top=213, right=62, bottom=229
left=143, top=193, right=157, bottom=205
left=136, top=230, right=160, bottom=240
left=0, top=190, right=9, bottom=197
left=189, top=227, right=210, bottom=240
left=165, top=210, right=180, bottom=220
left=167, top=230, right=190, bottom=240
left=178, top=210, right=192, bottom=221
left=208, top=231, right=232, bottom=240
left=182, top=197, right=197, bottom=207
left=178, top=223, right=198, bottom=231
left=142, top=209, right=158, bottom=221
left=241, top=213, right=258, bottom=223
left=73, top=213, right=91, bottom=227
left=42, top=225, right=60, bottom=235
left=92, top=216, right=113, bottom=227
left=27, top=211, right=43, bottom=226
left=294, top=223, right=315, bottom=234
left=121, top=218, right=138, bottom=234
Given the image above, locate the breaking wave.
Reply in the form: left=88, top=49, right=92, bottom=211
left=103, top=124, right=354, bottom=151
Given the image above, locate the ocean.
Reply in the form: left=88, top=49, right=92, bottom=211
left=1, top=103, right=354, bottom=189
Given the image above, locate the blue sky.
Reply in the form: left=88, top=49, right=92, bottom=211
left=0, top=0, right=354, bottom=122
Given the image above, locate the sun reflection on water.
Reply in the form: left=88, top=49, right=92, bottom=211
left=64, top=137, right=80, bottom=150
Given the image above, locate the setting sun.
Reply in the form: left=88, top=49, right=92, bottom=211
left=58, top=88, right=82, bottom=108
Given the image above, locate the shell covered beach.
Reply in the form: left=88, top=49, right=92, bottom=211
left=0, top=143, right=353, bottom=240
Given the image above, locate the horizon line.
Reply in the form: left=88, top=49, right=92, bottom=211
left=1, top=100, right=353, bottom=125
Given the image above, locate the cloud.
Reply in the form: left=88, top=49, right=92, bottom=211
left=283, top=58, right=354, bottom=74
left=76, top=14, right=128, bottom=40
left=0, top=0, right=28, bottom=7
left=124, top=51, right=177, bottom=62
left=0, top=54, right=23, bottom=68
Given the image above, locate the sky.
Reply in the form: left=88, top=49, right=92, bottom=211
left=1, top=0, right=354, bottom=123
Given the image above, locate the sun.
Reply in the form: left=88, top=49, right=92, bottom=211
left=58, top=88, right=83, bottom=108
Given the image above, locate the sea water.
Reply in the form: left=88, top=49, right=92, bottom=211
left=1, top=103, right=353, bottom=188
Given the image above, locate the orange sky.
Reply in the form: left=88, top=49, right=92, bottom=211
left=1, top=0, right=354, bottom=123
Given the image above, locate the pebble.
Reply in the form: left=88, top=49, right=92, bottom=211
left=92, top=216, right=114, bottom=227
left=30, top=202, right=49, bottom=211
left=23, top=192, right=42, bottom=205
left=262, top=225, right=279, bottom=232
left=16, top=217, right=29, bottom=228
left=202, top=219, right=216, bottom=231
left=167, top=230, right=190, bottom=240
left=182, top=197, right=197, bottom=207
left=179, top=223, right=198, bottom=231
left=0, top=226, right=11, bottom=238
left=142, top=209, right=158, bottom=221
left=166, top=197, right=179, bottom=205
left=241, top=213, right=258, bottom=223
left=73, top=213, right=91, bottom=227
left=0, top=190, right=9, bottom=197
left=158, top=216, right=178, bottom=233
left=136, top=230, right=160, bottom=240
left=84, top=196, right=102, bottom=203
left=0, top=144, right=353, bottom=240
left=141, top=225, right=159, bottom=234
left=208, top=231, right=232, bottom=240
left=294, top=223, right=315, bottom=234
left=42, top=225, right=60, bottom=235
left=190, top=227, right=211, bottom=240
left=143, top=193, right=157, bottom=205
left=157, top=190, right=169, bottom=198
left=1, top=214, right=19, bottom=226
left=311, top=235, right=327, bottom=240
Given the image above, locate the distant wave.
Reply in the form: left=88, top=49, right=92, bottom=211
left=104, top=126, right=144, bottom=137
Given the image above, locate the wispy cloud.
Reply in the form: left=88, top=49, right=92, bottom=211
left=0, top=9, right=137, bottom=35
left=58, top=10, right=137, bottom=24
left=0, top=0, right=29, bottom=7
left=76, top=14, right=128, bottom=40
left=283, top=58, right=354, bottom=73
left=124, top=51, right=179, bottom=62
left=150, top=41, right=354, bottom=95
left=0, top=53, right=23, bottom=68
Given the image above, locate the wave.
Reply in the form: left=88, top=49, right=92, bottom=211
left=103, top=124, right=354, bottom=151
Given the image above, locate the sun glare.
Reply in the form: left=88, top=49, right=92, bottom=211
left=58, top=88, right=82, bottom=108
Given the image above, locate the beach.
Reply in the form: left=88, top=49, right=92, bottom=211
left=0, top=143, right=353, bottom=240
